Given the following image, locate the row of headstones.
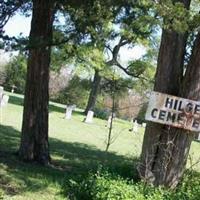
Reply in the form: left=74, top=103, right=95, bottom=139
left=65, top=106, right=147, bottom=130
left=65, top=106, right=118, bottom=124
left=0, top=86, right=9, bottom=107
left=64, top=105, right=200, bottom=140
left=65, top=105, right=94, bottom=123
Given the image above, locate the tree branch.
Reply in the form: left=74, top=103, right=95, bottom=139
left=112, top=36, right=129, bottom=61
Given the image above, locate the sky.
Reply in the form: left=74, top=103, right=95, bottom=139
left=3, top=14, right=146, bottom=64
left=3, top=14, right=31, bottom=37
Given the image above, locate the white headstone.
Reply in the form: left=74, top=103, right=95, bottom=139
left=71, top=104, right=76, bottom=110
left=133, top=120, right=138, bottom=133
left=0, top=86, right=3, bottom=92
left=85, top=110, right=94, bottom=123
left=0, top=95, right=9, bottom=107
left=65, top=105, right=73, bottom=119
left=142, top=123, right=146, bottom=128
left=198, top=133, right=200, bottom=141
left=11, top=85, right=16, bottom=93
left=0, top=86, right=3, bottom=101
left=107, top=115, right=112, bottom=127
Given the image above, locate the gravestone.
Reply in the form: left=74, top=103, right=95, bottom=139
left=65, top=105, right=73, bottom=119
left=107, top=115, right=112, bottom=127
left=11, top=85, right=17, bottom=93
left=0, top=86, right=3, bottom=101
left=133, top=120, right=138, bottom=133
left=142, top=123, right=146, bottom=128
left=198, top=133, right=200, bottom=141
left=0, top=95, right=9, bottom=107
left=85, top=110, right=94, bottom=123
left=71, top=104, right=76, bottom=110
left=65, top=104, right=77, bottom=119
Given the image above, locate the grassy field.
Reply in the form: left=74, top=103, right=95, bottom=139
left=0, top=92, right=200, bottom=199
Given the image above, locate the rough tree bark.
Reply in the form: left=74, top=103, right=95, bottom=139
left=19, top=0, right=54, bottom=165
left=138, top=0, right=193, bottom=188
left=84, top=69, right=101, bottom=114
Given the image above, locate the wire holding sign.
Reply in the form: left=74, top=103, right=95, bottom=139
left=145, top=91, right=200, bottom=132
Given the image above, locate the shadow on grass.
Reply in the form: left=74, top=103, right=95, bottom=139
left=194, top=139, right=200, bottom=143
left=8, top=95, right=24, bottom=107
left=49, top=103, right=65, bottom=114
left=0, top=124, right=138, bottom=198
left=49, top=103, right=84, bottom=116
left=8, top=94, right=85, bottom=117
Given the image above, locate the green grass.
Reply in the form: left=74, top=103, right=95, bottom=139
left=4, top=92, right=144, bottom=156
left=0, top=92, right=200, bottom=199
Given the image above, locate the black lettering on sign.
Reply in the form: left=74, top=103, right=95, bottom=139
left=192, top=119, right=200, bottom=129
left=166, top=112, right=176, bottom=123
left=151, top=108, right=158, bottom=118
left=159, top=110, right=166, bottom=121
left=185, top=102, right=193, bottom=113
left=173, top=99, right=178, bottom=110
left=178, top=100, right=183, bottom=111
left=177, top=113, right=186, bottom=126
left=165, top=97, right=173, bottom=109
left=194, top=104, right=200, bottom=115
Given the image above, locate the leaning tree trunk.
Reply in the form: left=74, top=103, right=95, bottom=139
left=84, top=69, right=101, bottom=114
left=19, top=0, right=54, bottom=165
left=138, top=0, right=192, bottom=188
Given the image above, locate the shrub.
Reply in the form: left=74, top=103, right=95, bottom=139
left=65, top=168, right=200, bottom=200
left=65, top=170, right=167, bottom=200
left=4, top=54, right=27, bottom=94
left=93, top=107, right=110, bottom=120
left=170, top=170, right=200, bottom=200
left=53, top=76, right=90, bottom=108
left=0, top=189, right=4, bottom=200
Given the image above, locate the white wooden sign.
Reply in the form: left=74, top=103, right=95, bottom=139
left=145, top=91, right=200, bottom=132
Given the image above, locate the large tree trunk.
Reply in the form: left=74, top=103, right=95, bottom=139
left=19, top=0, right=54, bottom=165
left=84, top=69, right=101, bottom=114
left=138, top=0, right=192, bottom=188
